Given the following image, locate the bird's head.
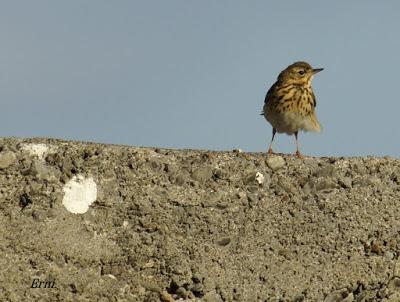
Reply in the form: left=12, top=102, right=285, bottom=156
left=278, top=61, right=323, bottom=86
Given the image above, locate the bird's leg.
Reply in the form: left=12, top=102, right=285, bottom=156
left=294, top=131, right=303, bottom=158
left=267, top=128, right=276, bottom=155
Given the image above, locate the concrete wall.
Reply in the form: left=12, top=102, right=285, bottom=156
left=1, top=138, right=400, bottom=301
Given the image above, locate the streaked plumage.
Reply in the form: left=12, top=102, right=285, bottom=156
left=262, top=61, right=323, bottom=158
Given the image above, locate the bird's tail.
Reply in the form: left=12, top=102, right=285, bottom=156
left=308, top=114, right=322, bottom=132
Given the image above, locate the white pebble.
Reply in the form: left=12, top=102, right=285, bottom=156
left=255, top=172, right=265, bottom=184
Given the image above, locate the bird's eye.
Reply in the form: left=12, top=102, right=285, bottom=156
left=298, top=70, right=305, bottom=75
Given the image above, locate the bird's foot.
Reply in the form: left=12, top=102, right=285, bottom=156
left=295, top=150, right=304, bottom=159
left=267, top=148, right=274, bottom=156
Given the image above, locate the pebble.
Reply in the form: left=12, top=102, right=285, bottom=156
left=255, top=172, right=265, bottom=184
left=386, top=293, right=400, bottom=302
left=175, top=286, right=188, bottom=299
left=160, top=290, right=175, bottom=302
left=217, top=237, right=231, bottom=246
left=203, top=290, right=223, bottom=302
left=388, top=277, right=400, bottom=293
left=192, top=166, right=213, bottom=182
left=394, top=258, right=400, bottom=277
left=244, top=171, right=265, bottom=185
left=324, top=288, right=350, bottom=302
left=266, top=156, right=285, bottom=171
left=314, top=165, right=336, bottom=178
left=338, top=176, right=352, bottom=188
left=302, top=181, right=314, bottom=195
left=316, top=178, right=338, bottom=191
left=0, top=151, right=16, bottom=169
left=30, top=161, right=60, bottom=181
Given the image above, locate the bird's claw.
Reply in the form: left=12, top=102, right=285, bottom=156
left=295, top=150, right=304, bottom=159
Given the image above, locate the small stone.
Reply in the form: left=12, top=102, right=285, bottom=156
left=164, top=163, right=177, bottom=174
left=192, top=166, right=213, bottom=182
left=30, top=161, right=60, bottom=182
left=148, top=159, right=163, bottom=171
left=0, top=151, right=16, bottom=169
left=338, top=176, right=352, bottom=188
left=175, top=287, right=188, bottom=299
left=255, top=172, right=264, bottom=184
left=393, top=258, right=400, bottom=277
left=385, top=251, right=395, bottom=260
left=106, top=274, right=117, bottom=280
left=160, top=290, right=175, bottom=302
left=386, top=293, right=400, bottom=302
left=370, top=240, right=384, bottom=255
left=352, top=163, right=368, bottom=174
left=202, top=191, right=224, bottom=208
left=140, top=280, right=160, bottom=292
left=174, top=173, right=186, bottom=186
left=213, top=168, right=227, bottom=180
left=191, top=282, right=204, bottom=296
left=244, top=172, right=257, bottom=185
left=236, top=191, right=246, bottom=199
left=388, top=277, right=400, bottom=293
left=342, top=293, right=354, bottom=302
left=247, top=185, right=259, bottom=193
left=316, top=178, right=338, bottom=191
left=314, top=165, right=336, bottom=178
left=217, top=237, right=231, bottom=246
left=203, top=290, right=223, bottom=302
left=266, top=156, right=285, bottom=171
left=302, top=180, right=315, bottom=195
left=247, top=193, right=257, bottom=204
left=304, top=158, right=317, bottom=166
left=324, top=288, right=349, bottom=302
left=244, top=171, right=265, bottom=185
left=216, top=201, right=229, bottom=209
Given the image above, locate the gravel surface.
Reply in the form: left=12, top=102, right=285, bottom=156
left=1, top=138, right=400, bottom=301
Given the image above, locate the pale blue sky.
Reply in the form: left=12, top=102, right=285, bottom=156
left=0, top=1, right=399, bottom=157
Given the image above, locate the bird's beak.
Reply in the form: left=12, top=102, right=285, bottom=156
left=312, top=68, right=324, bottom=74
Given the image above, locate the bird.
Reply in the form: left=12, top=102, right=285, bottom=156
left=262, top=61, right=323, bottom=158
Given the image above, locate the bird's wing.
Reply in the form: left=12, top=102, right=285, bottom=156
left=264, top=82, right=278, bottom=104
left=261, top=82, right=277, bottom=115
left=311, top=90, right=317, bottom=107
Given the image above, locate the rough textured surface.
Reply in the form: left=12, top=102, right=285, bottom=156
left=1, top=138, right=400, bottom=301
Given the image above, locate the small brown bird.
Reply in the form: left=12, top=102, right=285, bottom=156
left=262, top=61, right=323, bottom=158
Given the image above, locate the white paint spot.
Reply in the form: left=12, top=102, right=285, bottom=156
left=255, top=172, right=265, bottom=185
left=21, top=143, right=52, bottom=160
left=62, top=175, right=97, bottom=214
left=106, top=274, right=117, bottom=280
